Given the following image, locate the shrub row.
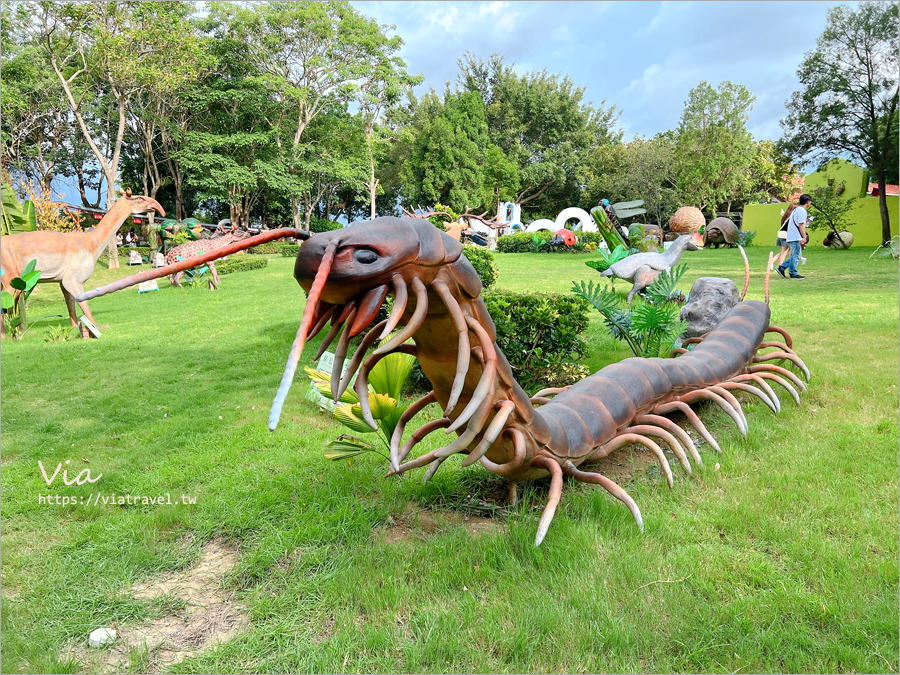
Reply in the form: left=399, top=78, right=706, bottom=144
left=461, top=244, right=499, bottom=289
left=217, top=256, right=268, bottom=275
left=310, top=217, right=344, bottom=233
left=247, top=241, right=296, bottom=255
left=496, top=230, right=607, bottom=253
left=280, top=244, right=302, bottom=258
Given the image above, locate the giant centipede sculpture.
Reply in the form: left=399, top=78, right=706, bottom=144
left=80, top=217, right=810, bottom=545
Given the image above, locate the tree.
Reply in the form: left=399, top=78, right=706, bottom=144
left=780, top=1, right=899, bottom=244
left=459, top=53, right=621, bottom=217
left=675, top=80, right=757, bottom=215
left=34, top=1, right=209, bottom=267
left=745, top=140, right=797, bottom=204
left=400, top=90, right=504, bottom=212
left=210, top=1, right=413, bottom=230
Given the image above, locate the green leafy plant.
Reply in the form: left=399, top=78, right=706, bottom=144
left=305, top=345, right=416, bottom=464
left=870, top=235, right=900, bottom=261
left=737, top=229, right=757, bottom=247
left=45, top=325, right=79, bottom=343
left=1, top=179, right=35, bottom=236
left=572, top=265, right=688, bottom=358
left=462, top=243, right=499, bottom=288
left=1, top=259, right=42, bottom=339
left=584, top=244, right=630, bottom=274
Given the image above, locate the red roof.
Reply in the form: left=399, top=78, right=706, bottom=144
left=867, top=183, right=900, bottom=196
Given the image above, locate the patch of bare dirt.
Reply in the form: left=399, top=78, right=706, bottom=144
left=582, top=446, right=665, bottom=484
left=65, top=539, right=247, bottom=674
left=382, top=505, right=502, bottom=544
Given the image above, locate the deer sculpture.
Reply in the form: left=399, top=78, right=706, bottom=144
left=164, top=223, right=251, bottom=290
left=0, top=190, right=164, bottom=336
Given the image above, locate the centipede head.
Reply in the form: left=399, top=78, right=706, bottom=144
left=269, top=217, right=479, bottom=430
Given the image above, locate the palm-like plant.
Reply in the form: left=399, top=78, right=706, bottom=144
left=305, top=345, right=416, bottom=464
left=572, top=264, right=688, bottom=358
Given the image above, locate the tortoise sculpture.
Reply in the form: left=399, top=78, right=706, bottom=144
left=80, top=219, right=810, bottom=546
left=704, top=217, right=740, bottom=248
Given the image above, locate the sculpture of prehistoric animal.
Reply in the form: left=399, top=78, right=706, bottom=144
left=601, top=233, right=702, bottom=304
left=0, top=191, right=163, bottom=334
left=81, top=220, right=810, bottom=546
left=823, top=230, right=854, bottom=249
left=164, top=225, right=251, bottom=289
left=669, top=206, right=705, bottom=235
left=704, top=217, right=740, bottom=248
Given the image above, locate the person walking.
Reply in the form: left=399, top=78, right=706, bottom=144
left=773, top=203, right=797, bottom=270
left=776, top=193, right=811, bottom=280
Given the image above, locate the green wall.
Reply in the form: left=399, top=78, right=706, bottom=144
left=743, top=158, right=897, bottom=247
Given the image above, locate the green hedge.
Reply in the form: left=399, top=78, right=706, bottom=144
left=280, top=244, right=301, bottom=258
left=461, top=244, right=499, bottom=289
left=496, top=230, right=606, bottom=253
left=484, top=290, right=590, bottom=391
left=247, top=241, right=296, bottom=255
left=310, top=218, right=343, bottom=233
left=217, top=256, right=268, bottom=275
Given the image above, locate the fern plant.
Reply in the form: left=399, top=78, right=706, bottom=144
left=572, top=264, right=688, bottom=358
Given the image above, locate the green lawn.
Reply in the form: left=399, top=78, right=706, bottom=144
left=2, top=246, right=898, bottom=673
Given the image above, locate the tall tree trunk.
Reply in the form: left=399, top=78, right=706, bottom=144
left=106, top=181, right=120, bottom=269
left=291, top=197, right=304, bottom=230
left=876, top=170, right=891, bottom=245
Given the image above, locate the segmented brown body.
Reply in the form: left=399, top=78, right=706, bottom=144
left=79, top=217, right=810, bottom=545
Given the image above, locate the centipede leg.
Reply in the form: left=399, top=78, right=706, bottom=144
left=765, top=325, right=794, bottom=350
left=634, top=414, right=702, bottom=467
left=563, top=460, right=644, bottom=532
left=731, top=373, right=781, bottom=412
left=750, top=371, right=801, bottom=405
left=531, top=455, right=563, bottom=547
left=752, top=351, right=810, bottom=382
left=678, top=389, right=746, bottom=437
left=650, top=401, right=721, bottom=453
left=623, top=424, right=691, bottom=475
left=480, top=427, right=528, bottom=477
left=432, top=280, right=471, bottom=416
left=389, top=418, right=451, bottom=475
left=461, top=400, right=515, bottom=467
left=595, top=433, right=673, bottom=488
left=390, top=391, right=436, bottom=470
left=747, top=364, right=807, bottom=392
left=720, top=380, right=778, bottom=414
left=708, top=385, right=749, bottom=431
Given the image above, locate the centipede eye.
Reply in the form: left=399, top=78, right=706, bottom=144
left=354, top=249, right=378, bottom=265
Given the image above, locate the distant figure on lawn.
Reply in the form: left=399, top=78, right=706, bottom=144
left=776, top=194, right=811, bottom=280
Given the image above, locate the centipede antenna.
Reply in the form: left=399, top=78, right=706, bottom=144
left=738, top=245, right=750, bottom=301
left=764, top=252, right=774, bottom=304
left=269, top=240, right=336, bottom=431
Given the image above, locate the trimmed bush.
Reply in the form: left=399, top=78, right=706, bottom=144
left=484, top=289, right=590, bottom=392
left=247, top=241, right=296, bottom=255
left=217, top=256, right=268, bottom=275
left=462, top=244, right=499, bottom=289
left=496, top=230, right=606, bottom=253
left=280, top=244, right=302, bottom=258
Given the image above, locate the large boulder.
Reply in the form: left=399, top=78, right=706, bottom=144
left=680, top=277, right=740, bottom=339
left=823, top=230, right=854, bottom=249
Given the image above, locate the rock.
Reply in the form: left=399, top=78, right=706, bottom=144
left=88, top=627, right=117, bottom=648
left=680, top=277, right=740, bottom=339
left=823, top=230, right=854, bottom=249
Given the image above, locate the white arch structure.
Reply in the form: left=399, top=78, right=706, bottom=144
left=523, top=207, right=597, bottom=233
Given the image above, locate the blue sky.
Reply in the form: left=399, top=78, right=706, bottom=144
left=351, top=1, right=849, bottom=142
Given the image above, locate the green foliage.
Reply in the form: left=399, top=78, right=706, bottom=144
left=461, top=244, right=498, bottom=289
left=483, top=289, right=590, bottom=392
left=1, top=259, right=41, bottom=339
left=675, top=80, right=757, bottom=213
left=216, top=256, right=268, bottom=275
left=309, top=218, right=344, bottom=233
left=572, top=264, right=688, bottom=358
left=737, top=229, right=757, bottom=247
left=808, top=178, right=859, bottom=238
left=44, top=324, right=79, bottom=343
left=780, top=1, right=898, bottom=243
left=280, top=244, right=302, bottom=258
left=246, top=241, right=295, bottom=255
left=304, top=343, right=416, bottom=463
left=497, top=230, right=607, bottom=253
left=870, top=234, right=900, bottom=260
left=584, top=244, right=630, bottom=273
left=1, top=180, right=33, bottom=235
